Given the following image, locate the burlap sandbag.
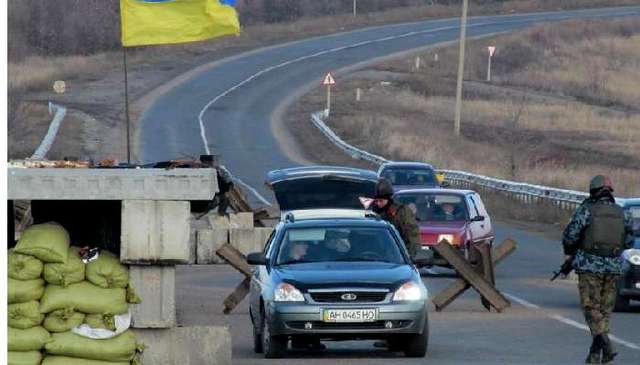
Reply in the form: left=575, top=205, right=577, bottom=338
left=8, top=249, right=44, bottom=280
left=43, top=308, right=86, bottom=333
left=84, top=313, right=116, bottom=331
left=85, top=251, right=129, bottom=289
left=42, top=356, right=130, bottom=365
left=39, top=281, right=127, bottom=315
left=8, top=326, right=51, bottom=351
left=44, top=247, right=85, bottom=287
left=8, top=301, right=44, bottom=329
left=45, top=330, right=138, bottom=362
left=8, top=351, right=43, bottom=365
left=14, top=223, right=70, bottom=264
left=9, top=278, right=45, bottom=304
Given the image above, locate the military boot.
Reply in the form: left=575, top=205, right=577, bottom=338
left=600, top=334, right=617, bottom=364
left=585, top=336, right=601, bottom=364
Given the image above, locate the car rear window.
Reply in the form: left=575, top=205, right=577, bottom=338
left=395, top=193, right=469, bottom=222
left=276, top=227, right=405, bottom=265
left=381, top=168, right=437, bottom=186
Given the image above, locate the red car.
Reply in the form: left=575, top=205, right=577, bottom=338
left=393, top=189, right=495, bottom=260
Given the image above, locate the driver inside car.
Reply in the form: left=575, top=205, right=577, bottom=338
left=287, top=241, right=309, bottom=262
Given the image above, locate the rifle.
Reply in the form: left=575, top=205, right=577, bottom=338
left=550, top=255, right=574, bottom=281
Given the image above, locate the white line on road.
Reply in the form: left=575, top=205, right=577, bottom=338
left=233, top=176, right=272, bottom=206
left=504, top=292, right=640, bottom=351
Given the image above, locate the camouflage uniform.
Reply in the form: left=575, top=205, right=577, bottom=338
left=562, top=195, right=634, bottom=336
left=375, top=201, right=421, bottom=257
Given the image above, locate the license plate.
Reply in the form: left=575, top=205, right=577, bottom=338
left=323, top=309, right=377, bottom=322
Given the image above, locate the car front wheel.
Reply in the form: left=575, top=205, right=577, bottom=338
left=252, top=313, right=263, bottom=353
left=404, top=314, right=429, bottom=357
left=262, top=314, right=287, bottom=358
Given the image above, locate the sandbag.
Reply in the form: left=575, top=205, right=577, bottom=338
left=43, top=308, right=85, bottom=333
left=84, top=313, right=116, bottom=331
left=43, top=247, right=85, bottom=287
left=8, top=326, right=51, bottom=351
left=8, top=351, right=43, bottom=365
left=9, top=278, right=45, bottom=304
left=85, top=251, right=128, bottom=289
left=8, top=301, right=45, bottom=329
left=42, top=356, right=130, bottom=365
left=39, top=281, right=127, bottom=315
left=45, top=330, right=138, bottom=362
left=14, top=223, right=70, bottom=264
left=8, top=249, right=44, bottom=280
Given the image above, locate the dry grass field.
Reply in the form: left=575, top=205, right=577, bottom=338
left=296, top=18, right=640, bottom=197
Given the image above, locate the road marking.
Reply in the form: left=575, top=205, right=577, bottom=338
left=232, top=176, right=272, bottom=206
left=504, top=292, right=640, bottom=351
left=195, top=10, right=636, bottom=203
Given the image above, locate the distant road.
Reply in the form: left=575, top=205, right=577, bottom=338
left=139, top=6, right=640, bottom=203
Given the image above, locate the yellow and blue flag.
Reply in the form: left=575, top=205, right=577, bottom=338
left=120, top=0, right=240, bottom=47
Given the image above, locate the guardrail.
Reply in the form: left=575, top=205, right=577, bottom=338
left=31, top=102, right=67, bottom=160
left=311, top=111, right=631, bottom=209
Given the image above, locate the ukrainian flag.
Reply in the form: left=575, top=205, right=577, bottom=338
left=120, top=0, right=240, bottom=47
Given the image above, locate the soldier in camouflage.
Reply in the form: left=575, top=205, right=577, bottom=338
left=371, top=178, right=421, bottom=257
left=562, top=175, right=634, bottom=364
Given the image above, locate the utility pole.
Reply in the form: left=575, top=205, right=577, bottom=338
left=353, top=0, right=357, bottom=17
left=453, top=0, right=469, bottom=137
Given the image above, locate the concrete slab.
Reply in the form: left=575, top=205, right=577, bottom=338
left=209, top=214, right=231, bottom=229
left=229, top=228, right=273, bottom=255
left=121, top=201, right=191, bottom=264
left=133, top=326, right=231, bottom=365
left=129, top=266, right=176, bottom=328
left=197, top=229, right=229, bottom=264
left=229, top=212, right=254, bottom=228
left=8, top=168, right=217, bottom=200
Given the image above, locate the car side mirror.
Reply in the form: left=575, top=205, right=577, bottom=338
left=247, top=252, right=268, bottom=266
left=471, top=215, right=485, bottom=222
left=412, top=249, right=434, bottom=267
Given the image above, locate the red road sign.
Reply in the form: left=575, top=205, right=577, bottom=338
left=323, top=73, right=336, bottom=85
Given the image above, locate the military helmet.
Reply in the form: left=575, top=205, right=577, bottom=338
left=375, top=178, right=394, bottom=199
left=589, top=175, right=614, bottom=192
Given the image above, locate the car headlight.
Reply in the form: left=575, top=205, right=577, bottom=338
left=274, top=283, right=305, bottom=302
left=393, top=282, right=426, bottom=301
left=624, top=249, right=640, bottom=266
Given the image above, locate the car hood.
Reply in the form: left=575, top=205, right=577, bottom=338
left=418, top=221, right=467, bottom=234
left=273, top=261, right=414, bottom=290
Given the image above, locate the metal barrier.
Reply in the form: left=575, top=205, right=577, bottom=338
left=311, top=111, right=631, bottom=209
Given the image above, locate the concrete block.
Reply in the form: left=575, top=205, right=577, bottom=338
left=196, top=229, right=229, bottom=264
left=133, top=326, right=231, bottom=365
left=209, top=214, right=231, bottom=229
left=229, top=212, right=254, bottom=228
left=229, top=227, right=273, bottom=255
left=121, top=200, right=191, bottom=264
left=129, top=266, right=175, bottom=328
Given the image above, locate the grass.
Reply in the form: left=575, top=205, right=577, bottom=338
left=296, top=18, right=640, bottom=197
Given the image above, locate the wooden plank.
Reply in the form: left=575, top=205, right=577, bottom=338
left=432, top=239, right=516, bottom=311
left=431, top=239, right=512, bottom=312
left=223, top=277, right=251, bottom=314
left=216, top=244, right=252, bottom=278
left=476, top=242, right=494, bottom=311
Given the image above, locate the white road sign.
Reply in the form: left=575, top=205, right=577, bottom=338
left=323, top=73, right=336, bottom=85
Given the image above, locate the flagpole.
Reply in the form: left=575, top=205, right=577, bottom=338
left=123, top=47, right=131, bottom=164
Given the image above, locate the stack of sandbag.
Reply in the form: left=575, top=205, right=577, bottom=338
left=8, top=222, right=69, bottom=365
left=9, top=222, right=143, bottom=365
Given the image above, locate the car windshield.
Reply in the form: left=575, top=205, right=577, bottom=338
left=381, top=168, right=437, bottom=186
left=628, top=206, right=640, bottom=238
left=275, top=227, right=405, bottom=265
left=395, top=193, right=468, bottom=222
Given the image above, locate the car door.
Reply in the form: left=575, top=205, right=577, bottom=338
left=250, top=228, right=276, bottom=317
left=469, top=193, right=494, bottom=244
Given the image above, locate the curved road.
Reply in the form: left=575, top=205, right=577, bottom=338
left=140, top=6, right=640, bottom=364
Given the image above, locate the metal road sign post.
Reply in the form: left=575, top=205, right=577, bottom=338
left=487, top=46, right=496, bottom=82
left=323, top=73, right=336, bottom=117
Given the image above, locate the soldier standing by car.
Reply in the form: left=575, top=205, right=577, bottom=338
left=372, top=178, right=421, bottom=256
left=201, top=155, right=234, bottom=216
left=562, top=175, right=634, bottom=364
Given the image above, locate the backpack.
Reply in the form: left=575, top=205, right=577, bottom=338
left=582, top=202, right=625, bottom=257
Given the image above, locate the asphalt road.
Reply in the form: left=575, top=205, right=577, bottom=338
left=140, top=6, right=640, bottom=364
